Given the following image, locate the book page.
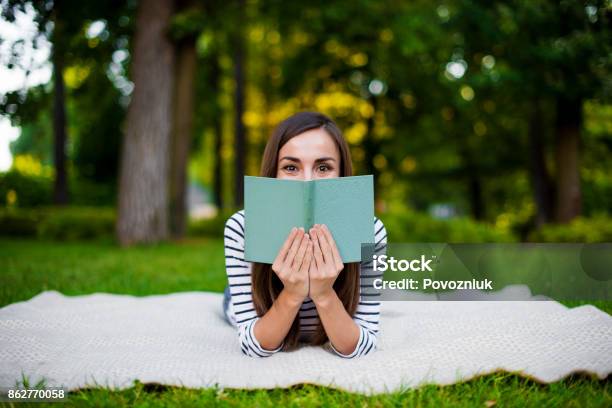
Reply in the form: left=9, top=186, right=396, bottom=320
left=312, top=175, right=375, bottom=263
left=244, top=176, right=308, bottom=263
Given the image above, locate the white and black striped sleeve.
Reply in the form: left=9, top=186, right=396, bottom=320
left=224, top=210, right=284, bottom=357
left=329, top=217, right=386, bottom=358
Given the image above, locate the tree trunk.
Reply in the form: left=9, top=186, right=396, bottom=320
left=51, top=15, right=68, bottom=205
left=554, top=97, right=582, bottom=223
left=117, top=0, right=175, bottom=245
left=210, top=52, right=224, bottom=209
left=459, top=138, right=485, bottom=220
left=233, top=0, right=246, bottom=207
left=468, top=174, right=484, bottom=220
left=169, top=36, right=197, bottom=238
left=528, top=99, right=554, bottom=227
left=364, top=96, right=380, bottom=199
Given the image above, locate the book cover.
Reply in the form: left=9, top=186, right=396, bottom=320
left=244, top=175, right=375, bottom=264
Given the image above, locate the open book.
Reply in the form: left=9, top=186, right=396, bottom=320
left=244, top=175, right=375, bottom=264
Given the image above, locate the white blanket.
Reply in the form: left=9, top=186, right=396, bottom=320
left=0, top=289, right=610, bottom=395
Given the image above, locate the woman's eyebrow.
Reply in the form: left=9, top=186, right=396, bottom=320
left=279, top=156, right=336, bottom=163
left=314, top=157, right=336, bottom=163
left=279, top=156, right=300, bottom=162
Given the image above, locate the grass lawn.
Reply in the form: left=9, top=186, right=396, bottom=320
left=1, top=237, right=610, bottom=407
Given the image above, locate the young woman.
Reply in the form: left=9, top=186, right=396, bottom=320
left=222, top=111, right=387, bottom=358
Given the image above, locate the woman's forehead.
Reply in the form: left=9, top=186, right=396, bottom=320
left=279, top=128, right=340, bottom=160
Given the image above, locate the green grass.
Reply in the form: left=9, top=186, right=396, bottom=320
left=6, top=373, right=610, bottom=407
left=0, top=237, right=226, bottom=307
left=1, top=237, right=610, bottom=407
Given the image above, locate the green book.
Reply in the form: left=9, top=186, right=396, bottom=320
left=244, top=175, right=375, bottom=264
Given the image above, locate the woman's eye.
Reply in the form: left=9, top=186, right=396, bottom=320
left=283, top=165, right=297, bottom=172
left=318, top=164, right=330, bottom=172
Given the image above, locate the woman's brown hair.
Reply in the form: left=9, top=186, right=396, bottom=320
left=251, top=111, right=361, bottom=351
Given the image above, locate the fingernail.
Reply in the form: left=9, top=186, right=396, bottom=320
left=304, top=233, right=309, bottom=239
left=299, top=227, right=304, bottom=232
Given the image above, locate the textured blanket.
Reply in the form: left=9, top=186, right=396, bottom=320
left=0, top=289, right=610, bottom=395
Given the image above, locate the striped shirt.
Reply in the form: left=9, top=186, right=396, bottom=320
left=224, top=209, right=387, bottom=358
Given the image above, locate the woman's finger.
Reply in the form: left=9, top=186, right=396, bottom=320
left=292, top=233, right=310, bottom=270
left=272, top=227, right=298, bottom=270
left=321, top=224, right=344, bottom=272
left=315, top=224, right=333, bottom=266
left=310, top=227, right=325, bottom=269
left=308, top=245, right=317, bottom=280
left=284, top=227, right=305, bottom=266
left=299, top=241, right=313, bottom=275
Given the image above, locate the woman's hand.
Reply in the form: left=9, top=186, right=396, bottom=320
left=308, top=224, right=344, bottom=304
left=271, top=227, right=313, bottom=304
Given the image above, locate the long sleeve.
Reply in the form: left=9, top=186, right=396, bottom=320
left=328, top=217, right=386, bottom=358
left=224, top=210, right=284, bottom=357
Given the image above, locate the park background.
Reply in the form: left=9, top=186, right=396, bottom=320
left=0, top=0, right=611, bottom=405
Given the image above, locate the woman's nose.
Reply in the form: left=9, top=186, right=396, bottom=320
left=302, top=168, right=313, bottom=181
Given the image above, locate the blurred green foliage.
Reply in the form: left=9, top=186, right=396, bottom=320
left=0, top=206, right=115, bottom=240
left=0, top=0, right=610, bottom=242
left=2, top=203, right=612, bottom=244
left=0, top=170, right=52, bottom=207
left=529, top=216, right=612, bottom=243
left=382, top=211, right=517, bottom=243
left=0, top=170, right=116, bottom=207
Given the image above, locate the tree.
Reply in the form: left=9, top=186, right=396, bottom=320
left=168, top=1, right=202, bottom=238
left=209, top=51, right=224, bottom=209
left=50, top=6, right=69, bottom=204
left=1, top=1, right=69, bottom=204
left=117, top=0, right=175, bottom=245
left=231, top=0, right=247, bottom=207
left=1, top=0, right=130, bottom=204
left=452, top=0, right=612, bottom=223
